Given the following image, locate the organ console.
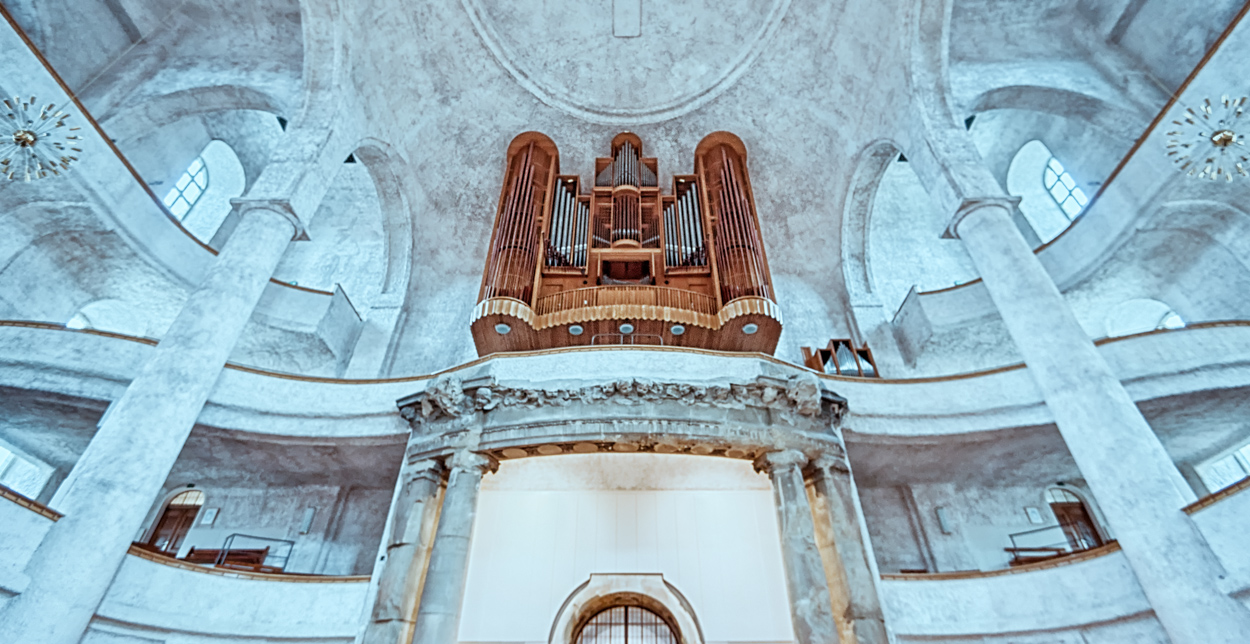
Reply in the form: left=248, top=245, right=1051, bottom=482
left=471, top=132, right=782, bottom=355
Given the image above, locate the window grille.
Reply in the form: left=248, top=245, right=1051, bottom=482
left=162, top=157, right=209, bottom=220
left=1042, top=157, right=1087, bottom=219
left=576, top=605, right=677, bottom=644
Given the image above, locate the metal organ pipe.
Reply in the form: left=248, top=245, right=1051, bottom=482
left=690, top=187, right=706, bottom=266
left=485, top=142, right=541, bottom=301
left=546, top=180, right=588, bottom=268
left=710, top=146, right=769, bottom=301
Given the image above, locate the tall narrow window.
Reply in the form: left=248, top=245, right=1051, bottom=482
left=162, top=157, right=209, bottom=220
left=1042, top=157, right=1088, bottom=219
left=1046, top=488, right=1102, bottom=552
left=146, top=490, right=205, bottom=554
left=576, top=605, right=678, bottom=644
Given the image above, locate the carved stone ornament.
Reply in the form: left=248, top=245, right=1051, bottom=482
left=398, top=373, right=845, bottom=430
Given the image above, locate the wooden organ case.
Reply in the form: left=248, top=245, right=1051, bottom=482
left=471, top=132, right=782, bottom=355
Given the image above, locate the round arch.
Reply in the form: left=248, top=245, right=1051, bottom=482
left=549, top=574, right=705, bottom=644
left=100, top=85, right=285, bottom=145
left=969, top=85, right=1147, bottom=142
left=840, top=139, right=902, bottom=309
left=351, top=138, right=416, bottom=296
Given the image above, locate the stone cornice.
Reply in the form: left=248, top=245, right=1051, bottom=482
left=397, top=373, right=847, bottom=431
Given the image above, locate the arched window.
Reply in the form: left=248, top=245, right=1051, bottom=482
left=146, top=489, right=204, bottom=554
left=1042, top=157, right=1088, bottom=218
left=576, top=605, right=678, bottom=644
left=1046, top=488, right=1103, bottom=552
left=162, top=157, right=209, bottom=219
left=1007, top=141, right=1089, bottom=244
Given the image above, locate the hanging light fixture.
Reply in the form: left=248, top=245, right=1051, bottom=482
left=1, top=95, right=81, bottom=181
left=1166, top=95, right=1248, bottom=182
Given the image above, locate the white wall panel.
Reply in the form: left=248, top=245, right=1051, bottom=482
left=459, top=455, right=795, bottom=643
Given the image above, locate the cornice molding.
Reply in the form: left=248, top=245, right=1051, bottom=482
left=398, top=373, right=846, bottom=430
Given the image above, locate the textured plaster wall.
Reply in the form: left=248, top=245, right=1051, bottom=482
left=145, top=483, right=391, bottom=576
left=362, top=0, right=912, bottom=374
left=273, top=161, right=387, bottom=301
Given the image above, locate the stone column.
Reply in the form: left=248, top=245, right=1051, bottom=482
left=410, top=451, right=497, bottom=644
left=361, top=459, right=445, bottom=644
left=0, top=202, right=299, bottom=644
left=755, top=450, right=840, bottom=644
left=809, top=455, right=888, bottom=644
left=951, top=200, right=1250, bottom=643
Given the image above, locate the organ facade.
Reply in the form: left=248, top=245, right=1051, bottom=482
left=471, top=132, right=782, bottom=355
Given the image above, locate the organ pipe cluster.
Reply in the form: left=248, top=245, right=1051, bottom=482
left=546, top=179, right=589, bottom=267
left=475, top=132, right=777, bottom=356
left=705, top=144, right=772, bottom=302
left=481, top=140, right=552, bottom=302
left=663, top=182, right=706, bottom=267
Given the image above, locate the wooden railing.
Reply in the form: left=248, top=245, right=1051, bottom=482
left=1, top=483, right=61, bottom=521
left=533, top=286, right=717, bottom=317
left=880, top=542, right=1121, bottom=580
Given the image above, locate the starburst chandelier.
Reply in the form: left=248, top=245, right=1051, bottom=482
left=1167, top=95, right=1248, bottom=181
left=1, top=96, right=81, bottom=181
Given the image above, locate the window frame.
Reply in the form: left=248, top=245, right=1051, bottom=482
left=162, top=156, right=210, bottom=220
left=575, top=604, right=680, bottom=644
left=1042, top=157, right=1088, bottom=220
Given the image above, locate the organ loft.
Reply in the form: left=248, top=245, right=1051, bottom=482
left=471, top=132, right=783, bottom=354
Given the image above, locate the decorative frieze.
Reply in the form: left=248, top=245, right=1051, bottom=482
left=398, top=372, right=846, bottom=431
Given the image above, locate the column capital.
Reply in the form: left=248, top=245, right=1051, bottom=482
left=229, top=197, right=307, bottom=241
left=447, top=450, right=498, bottom=476
left=941, top=195, right=1021, bottom=240
left=754, top=449, right=808, bottom=476
left=809, top=453, right=851, bottom=477
left=406, top=458, right=445, bottom=485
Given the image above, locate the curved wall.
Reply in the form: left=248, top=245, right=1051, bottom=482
left=86, top=555, right=367, bottom=643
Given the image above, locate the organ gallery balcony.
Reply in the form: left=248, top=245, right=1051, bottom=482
left=471, top=132, right=782, bottom=355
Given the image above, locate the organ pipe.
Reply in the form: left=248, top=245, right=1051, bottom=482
left=483, top=140, right=552, bottom=302
left=662, top=181, right=707, bottom=267
left=546, top=180, right=588, bottom=268
left=705, top=145, right=770, bottom=302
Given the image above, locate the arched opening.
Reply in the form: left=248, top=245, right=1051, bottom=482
left=576, top=605, right=679, bottom=644
left=1007, top=140, right=1088, bottom=244
left=145, top=489, right=205, bottom=555
left=1045, top=488, right=1103, bottom=553
left=172, top=140, right=246, bottom=244
left=867, top=155, right=978, bottom=316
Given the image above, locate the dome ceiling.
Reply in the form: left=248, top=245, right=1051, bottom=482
left=461, top=0, right=791, bottom=123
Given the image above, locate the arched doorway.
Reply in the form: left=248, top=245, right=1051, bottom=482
left=1046, top=488, right=1103, bottom=552
left=146, top=490, right=204, bottom=554
left=576, top=605, right=679, bottom=644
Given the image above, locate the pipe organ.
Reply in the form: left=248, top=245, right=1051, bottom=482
left=472, top=132, right=781, bottom=355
